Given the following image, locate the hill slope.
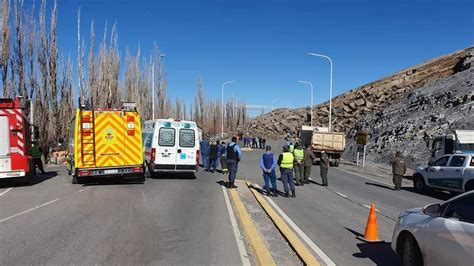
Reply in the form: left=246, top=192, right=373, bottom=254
left=244, top=46, right=474, bottom=167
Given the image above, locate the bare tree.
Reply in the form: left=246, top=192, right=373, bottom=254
left=0, top=0, right=10, bottom=97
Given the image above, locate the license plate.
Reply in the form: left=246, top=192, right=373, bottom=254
left=162, top=154, right=170, bottom=158
left=104, top=169, right=118, bottom=174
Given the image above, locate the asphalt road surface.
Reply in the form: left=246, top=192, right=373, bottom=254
left=0, top=143, right=451, bottom=265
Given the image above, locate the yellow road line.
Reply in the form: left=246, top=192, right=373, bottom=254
left=246, top=182, right=320, bottom=266
left=228, top=188, right=276, bottom=266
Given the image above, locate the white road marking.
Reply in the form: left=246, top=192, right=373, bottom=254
left=221, top=186, right=251, bottom=266
left=336, top=168, right=394, bottom=188
left=254, top=184, right=336, bottom=266
left=363, top=204, right=380, bottom=212
left=0, top=188, right=13, bottom=197
left=78, top=187, right=91, bottom=193
left=0, top=199, right=60, bottom=223
left=336, top=192, right=348, bottom=198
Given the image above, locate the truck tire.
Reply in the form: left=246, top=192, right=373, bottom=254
left=334, top=159, right=340, bottom=167
left=413, top=175, right=427, bottom=194
left=72, top=175, right=78, bottom=184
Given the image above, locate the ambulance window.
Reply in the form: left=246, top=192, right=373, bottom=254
left=158, top=128, right=175, bottom=147
left=144, top=133, right=153, bottom=148
left=179, top=129, right=195, bottom=148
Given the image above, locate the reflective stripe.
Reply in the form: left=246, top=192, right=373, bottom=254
left=293, top=149, right=304, bottom=161
left=281, top=152, right=294, bottom=169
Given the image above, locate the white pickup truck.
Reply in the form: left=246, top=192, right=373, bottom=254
left=413, top=154, right=474, bottom=193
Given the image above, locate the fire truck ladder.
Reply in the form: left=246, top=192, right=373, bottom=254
left=79, top=99, right=96, bottom=167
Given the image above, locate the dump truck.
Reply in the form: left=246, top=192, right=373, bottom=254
left=298, top=126, right=346, bottom=167
left=0, top=97, right=34, bottom=183
left=430, top=130, right=474, bottom=162
left=68, top=101, right=144, bottom=184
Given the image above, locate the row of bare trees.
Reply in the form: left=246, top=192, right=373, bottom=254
left=0, top=0, right=247, bottom=157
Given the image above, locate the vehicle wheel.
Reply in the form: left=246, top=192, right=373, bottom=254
left=334, top=159, right=340, bottom=167
left=22, top=174, right=32, bottom=185
left=145, top=163, right=152, bottom=178
left=72, top=175, right=78, bottom=184
left=465, top=181, right=474, bottom=192
left=413, top=176, right=427, bottom=194
left=402, top=234, right=423, bottom=266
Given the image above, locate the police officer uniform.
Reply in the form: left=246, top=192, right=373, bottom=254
left=278, top=146, right=296, bottom=197
left=320, top=151, right=329, bottom=186
left=391, top=151, right=406, bottom=190
left=293, top=145, right=305, bottom=186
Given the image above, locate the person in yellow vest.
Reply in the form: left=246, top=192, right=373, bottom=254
left=277, top=145, right=296, bottom=198
left=31, top=142, right=46, bottom=175
left=289, top=143, right=295, bottom=153
left=293, top=143, right=305, bottom=186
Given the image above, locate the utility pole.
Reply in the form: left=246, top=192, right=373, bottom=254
left=221, top=80, right=236, bottom=138
left=307, top=52, right=333, bottom=131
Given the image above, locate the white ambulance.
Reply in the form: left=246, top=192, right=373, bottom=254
left=142, top=119, right=199, bottom=177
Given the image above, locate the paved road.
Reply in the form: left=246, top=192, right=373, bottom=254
left=0, top=166, right=242, bottom=265
left=0, top=143, right=452, bottom=265
left=238, top=141, right=448, bottom=266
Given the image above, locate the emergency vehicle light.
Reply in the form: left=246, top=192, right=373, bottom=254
left=78, top=170, right=91, bottom=176
left=132, top=167, right=143, bottom=173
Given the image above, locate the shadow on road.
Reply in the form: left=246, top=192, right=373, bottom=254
left=151, top=173, right=197, bottom=180
left=365, top=182, right=395, bottom=190
left=0, top=171, right=58, bottom=188
left=345, top=227, right=402, bottom=265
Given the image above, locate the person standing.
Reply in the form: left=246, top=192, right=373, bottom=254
left=31, top=141, right=46, bottom=175
left=219, top=141, right=228, bottom=174
left=226, top=137, right=242, bottom=189
left=199, top=137, right=210, bottom=170
left=293, top=143, right=305, bottom=186
left=277, top=145, right=296, bottom=198
left=320, top=151, right=329, bottom=186
left=259, top=146, right=278, bottom=197
left=303, top=146, right=316, bottom=184
left=255, top=136, right=260, bottom=150
left=208, top=141, right=219, bottom=173
left=390, top=151, right=406, bottom=190
left=261, top=138, right=266, bottom=150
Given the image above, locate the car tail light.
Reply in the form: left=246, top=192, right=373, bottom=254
left=127, top=129, right=135, bottom=136
left=196, top=150, right=200, bottom=165
left=151, top=148, right=156, bottom=162
left=132, top=167, right=143, bottom=173
left=78, top=170, right=91, bottom=176
left=82, top=129, right=92, bottom=137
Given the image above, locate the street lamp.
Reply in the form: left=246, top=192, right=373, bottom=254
left=152, top=53, right=165, bottom=120
left=221, top=80, right=237, bottom=138
left=297, top=81, right=313, bottom=127
left=307, top=52, right=333, bottom=131
left=271, top=98, right=279, bottom=110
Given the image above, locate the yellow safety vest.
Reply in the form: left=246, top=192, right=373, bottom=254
left=293, top=149, right=304, bottom=161
left=289, top=145, right=295, bottom=153
left=280, top=152, right=294, bottom=169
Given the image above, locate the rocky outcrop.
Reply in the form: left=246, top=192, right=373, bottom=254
left=244, top=46, right=474, bottom=139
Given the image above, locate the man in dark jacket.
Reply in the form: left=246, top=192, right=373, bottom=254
left=303, top=146, right=316, bottom=184
left=199, top=137, right=210, bottom=169
left=391, top=151, right=407, bottom=190
left=226, top=137, right=242, bottom=189
left=208, top=141, right=219, bottom=173
left=320, top=151, right=329, bottom=186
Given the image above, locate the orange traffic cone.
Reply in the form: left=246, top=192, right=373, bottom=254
left=357, top=204, right=384, bottom=243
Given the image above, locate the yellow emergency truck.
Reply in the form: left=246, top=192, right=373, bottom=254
left=68, top=101, right=144, bottom=184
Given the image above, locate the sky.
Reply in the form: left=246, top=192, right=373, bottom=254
left=30, top=0, right=474, bottom=116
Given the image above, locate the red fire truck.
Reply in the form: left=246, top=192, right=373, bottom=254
left=0, top=97, right=33, bottom=183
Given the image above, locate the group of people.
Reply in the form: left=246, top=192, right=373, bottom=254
left=259, top=141, right=329, bottom=198
left=200, top=136, right=242, bottom=188
left=243, top=136, right=266, bottom=149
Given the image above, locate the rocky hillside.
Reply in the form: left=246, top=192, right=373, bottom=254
left=244, top=46, right=474, bottom=139
left=345, top=67, right=474, bottom=169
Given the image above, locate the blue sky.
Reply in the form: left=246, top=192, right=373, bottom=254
left=38, top=0, right=474, bottom=114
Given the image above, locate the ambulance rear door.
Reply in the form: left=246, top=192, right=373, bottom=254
left=175, top=122, right=198, bottom=170
left=155, top=121, right=178, bottom=170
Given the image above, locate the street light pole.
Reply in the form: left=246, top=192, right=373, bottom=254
left=297, top=81, right=313, bottom=127
left=271, top=98, right=279, bottom=111
left=152, top=53, right=165, bottom=120
left=221, top=80, right=236, bottom=138
left=307, top=52, right=333, bottom=131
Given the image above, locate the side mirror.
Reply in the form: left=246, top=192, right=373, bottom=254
left=423, top=203, right=440, bottom=216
